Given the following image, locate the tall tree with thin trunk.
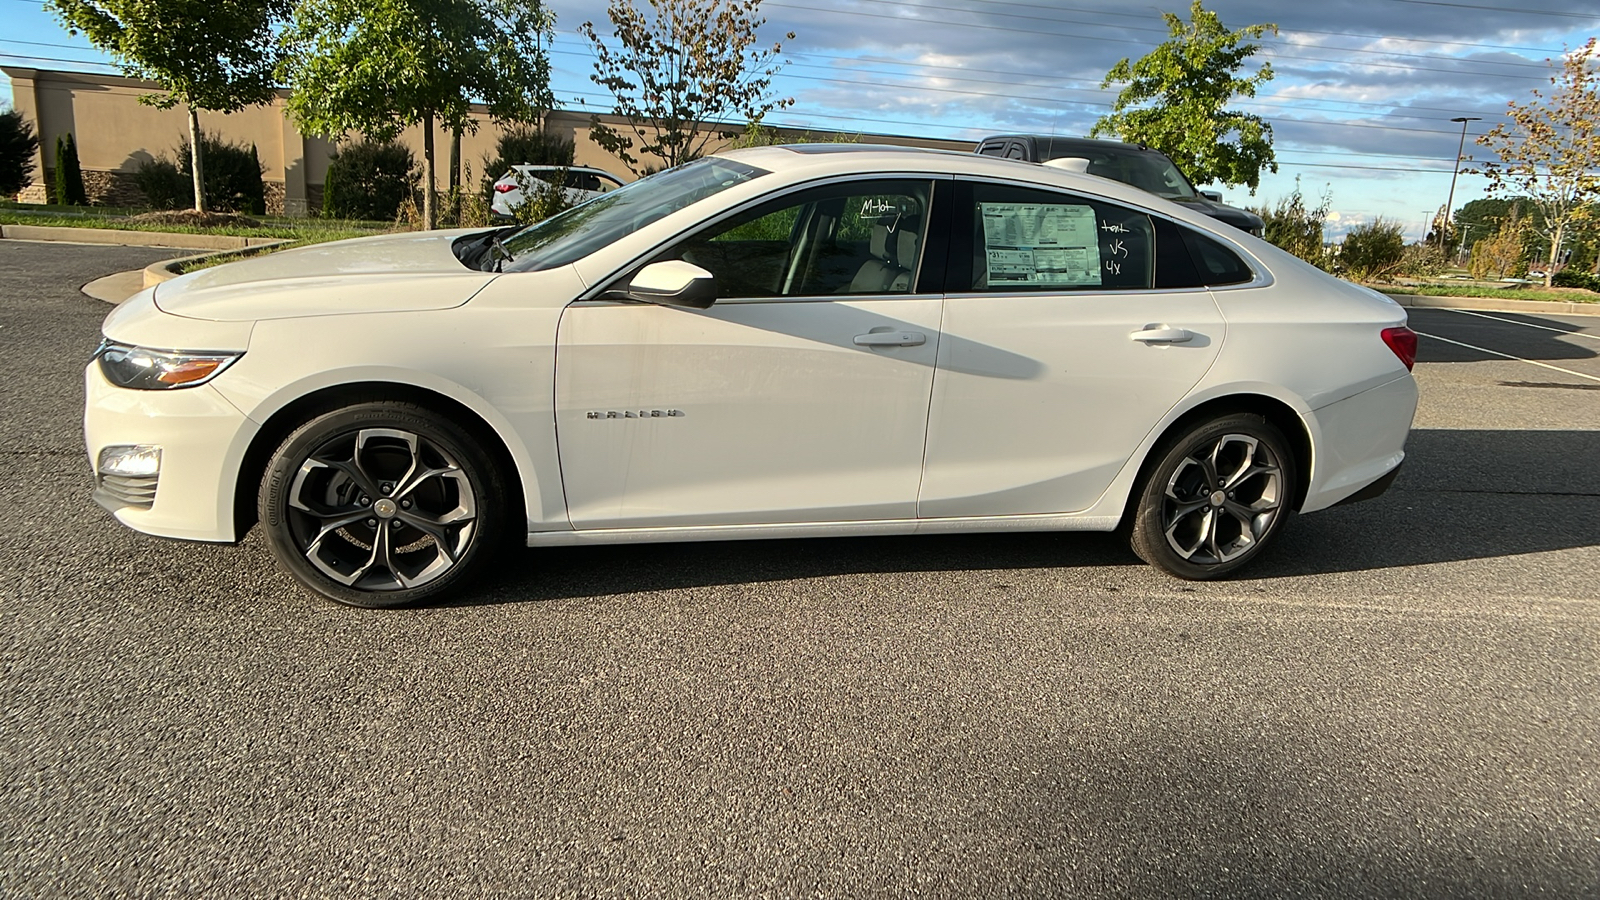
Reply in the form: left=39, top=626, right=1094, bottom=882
left=581, top=0, right=794, bottom=176
left=1475, top=38, right=1600, bottom=289
left=1090, top=0, right=1277, bottom=191
left=279, top=0, right=555, bottom=230
left=48, top=0, right=287, bottom=212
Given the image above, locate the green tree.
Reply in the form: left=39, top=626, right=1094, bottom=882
left=48, top=0, right=287, bottom=212
left=1475, top=38, right=1600, bottom=288
left=1090, top=0, right=1278, bottom=191
left=580, top=0, right=794, bottom=176
left=481, top=124, right=575, bottom=194
left=53, top=132, right=88, bottom=205
left=279, top=0, right=556, bottom=230
left=323, top=140, right=420, bottom=221
left=0, top=109, right=40, bottom=197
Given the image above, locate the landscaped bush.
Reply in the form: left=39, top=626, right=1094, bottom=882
left=1398, top=242, right=1449, bottom=278
left=0, top=109, right=40, bottom=196
left=481, top=124, right=573, bottom=194
left=1339, top=218, right=1406, bottom=282
left=323, top=140, right=419, bottom=221
left=1250, top=177, right=1331, bottom=269
left=134, top=156, right=187, bottom=209
left=1552, top=268, right=1600, bottom=292
left=54, top=132, right=88, bottom=205
left=178, top=135, right=266, bottom=213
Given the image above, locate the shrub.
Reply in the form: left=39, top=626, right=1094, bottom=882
left=481, top=124, right=574, bottom=194
left=0, top=109, right=39, bottom=196
left=178, top=135, right=265, bottom=213
left=1339, top=218, right=1406, bottom=282
left=1398, top=242, right=1449, bottom=278
left=1251, top=177, right=1331, bottom=269
left=511, top=167, right=575, bottom=225
left=54, top=132, right=88, bottom=205
left=1468, top=208, right=1528, bottom=280
left=323, top=140, right=419, bottom=221
left=1552, top=268, right=1600, bottom=292
left=133, top=156, right=188, bottom=209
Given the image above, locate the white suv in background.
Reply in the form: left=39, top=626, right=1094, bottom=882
left=490, top=165, right=626, bottom=219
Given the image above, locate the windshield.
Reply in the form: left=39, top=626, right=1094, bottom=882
left=501, top=157, right=769, bottom=272
left=1042, top=148, right=1198, bottom=201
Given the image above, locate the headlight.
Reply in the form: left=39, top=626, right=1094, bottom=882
left=95, top=340, right=242, bottom=390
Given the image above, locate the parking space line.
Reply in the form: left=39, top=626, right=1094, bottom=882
left=1413, top=330, right=1600, bottom=383
left=1439, top=308, right=1600, bottom=341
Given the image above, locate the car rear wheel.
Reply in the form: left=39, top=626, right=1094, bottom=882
left=1129, top=413, right=1295, bottom=580
left=259, top=401, right=505, bottom=607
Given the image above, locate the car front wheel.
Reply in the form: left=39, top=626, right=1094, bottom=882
left=1129, top=413, right=1296, bottom=580
left=259, top=401, right=505, bottom=607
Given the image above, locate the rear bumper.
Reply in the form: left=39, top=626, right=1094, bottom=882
left=1333, top=460, right=1402, bottom=507
left=1300, top=373, right=1418, bottom=513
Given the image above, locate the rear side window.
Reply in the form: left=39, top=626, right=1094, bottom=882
left=951, top=181, right=1154, bottom=292
left=1181, top=228, right=1255, bottom=286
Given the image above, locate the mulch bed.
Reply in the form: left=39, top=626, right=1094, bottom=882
left=124, top=210, right=263, bottom=228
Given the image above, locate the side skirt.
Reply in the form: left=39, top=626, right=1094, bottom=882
left=527, top=514, right=1123, bottom=547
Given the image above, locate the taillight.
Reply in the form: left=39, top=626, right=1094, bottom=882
left=1381, top=326, right=1417, bottom=371
left=493, top=183, right=516, bottom=193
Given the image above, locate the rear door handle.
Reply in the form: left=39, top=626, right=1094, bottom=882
left=854, top=331, right=927, bottom=347
left=1130, top=326, right=1194, bottom=344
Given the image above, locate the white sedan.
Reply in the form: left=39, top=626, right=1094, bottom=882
left=85, top=145, right=1418, bottom=607
left=489, top=164, right=625, bottom=219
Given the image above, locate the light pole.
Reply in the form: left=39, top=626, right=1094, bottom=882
left=1441, top=116, right=1481, bottom=252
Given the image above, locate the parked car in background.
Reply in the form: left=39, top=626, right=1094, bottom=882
left=86, top=144, right=1416, bottom=607
left=490, top=165, right=625, bottom=219
left=975, top=135, right=1265, bottom=236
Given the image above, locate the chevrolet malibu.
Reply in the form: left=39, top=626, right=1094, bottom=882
left=85, top=145, right=1418, bottom=607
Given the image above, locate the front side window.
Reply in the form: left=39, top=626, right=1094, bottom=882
left=651, top=179, right=934, bottom=299
left=953, top=181, right=1155, bottom=292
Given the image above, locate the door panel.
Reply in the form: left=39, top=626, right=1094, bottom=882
left=919, top=291, right=1223, bottom=517
left=556, top=298, right=942, bottom=528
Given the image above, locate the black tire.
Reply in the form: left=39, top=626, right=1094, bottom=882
left=259, top=401, right=506, bottom=607
left=1129, top=412, right=1296, bottom=580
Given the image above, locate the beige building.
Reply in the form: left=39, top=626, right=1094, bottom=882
left=4, top=66, right=973, bottom=214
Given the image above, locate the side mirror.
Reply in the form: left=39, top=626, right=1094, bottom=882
left=1199, top=190, right=1223, bottom=202
left=616, top=260, right=717, bottom=309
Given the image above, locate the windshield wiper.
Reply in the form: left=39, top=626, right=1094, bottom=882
left=485, top=232, right=515, bottom=272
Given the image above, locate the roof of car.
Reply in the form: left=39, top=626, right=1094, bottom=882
left=983, top=135, right=1158, bottom=155
left=707, top=143, right=1225, bottom=233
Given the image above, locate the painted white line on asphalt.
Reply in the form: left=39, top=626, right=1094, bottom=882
left=1414, top=330, right=1600, bottom=383
left=1440, top=307, right=1600, bottom=341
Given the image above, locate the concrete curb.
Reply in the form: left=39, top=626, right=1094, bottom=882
left=1, top=223, right=286, bottom=251
left=1385, top=292, right=1599, bottom=317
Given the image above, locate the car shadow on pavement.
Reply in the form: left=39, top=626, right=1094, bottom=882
left=444, top=428, right=1599, bottom=605
left=1250, top=427, right=1600, bottom=579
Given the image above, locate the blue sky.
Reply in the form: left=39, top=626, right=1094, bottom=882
left=4, top=0, right=1598, bottom=240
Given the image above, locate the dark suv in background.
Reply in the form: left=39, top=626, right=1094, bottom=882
left=975, top=135, right=1264, bottom=236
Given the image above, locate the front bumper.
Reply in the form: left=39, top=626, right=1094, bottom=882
left=83, top=361, right=257, bottom=542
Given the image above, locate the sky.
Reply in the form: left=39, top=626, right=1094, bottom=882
left=4, top=0, right=1599, bottom=241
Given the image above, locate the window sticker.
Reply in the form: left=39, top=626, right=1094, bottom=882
left=979, top=202, right=1099, bottom=286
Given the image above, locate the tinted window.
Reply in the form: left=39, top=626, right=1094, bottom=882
left=953, top=182, right=1154, bottom=292
left=1181, top=228, right=1255, bottom=286
left=652, top=179, right=933, bottom=299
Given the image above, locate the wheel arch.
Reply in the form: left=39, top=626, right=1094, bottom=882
left=1120, top=392, right=1314, bottom=526
left=232, top=381, right=528, bottom=539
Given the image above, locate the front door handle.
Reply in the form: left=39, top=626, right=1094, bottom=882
left=854, top=331, right=927, bottom=347
left=1130, top=326, right=1194, bottom=344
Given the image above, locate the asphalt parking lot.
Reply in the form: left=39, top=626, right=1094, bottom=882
left=2, top=239, right=1596, bottom=898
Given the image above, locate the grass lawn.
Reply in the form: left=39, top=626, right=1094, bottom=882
left=0, top=204, right=389, bottom=242
left=1377, top=283, right=1599, bottom=303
